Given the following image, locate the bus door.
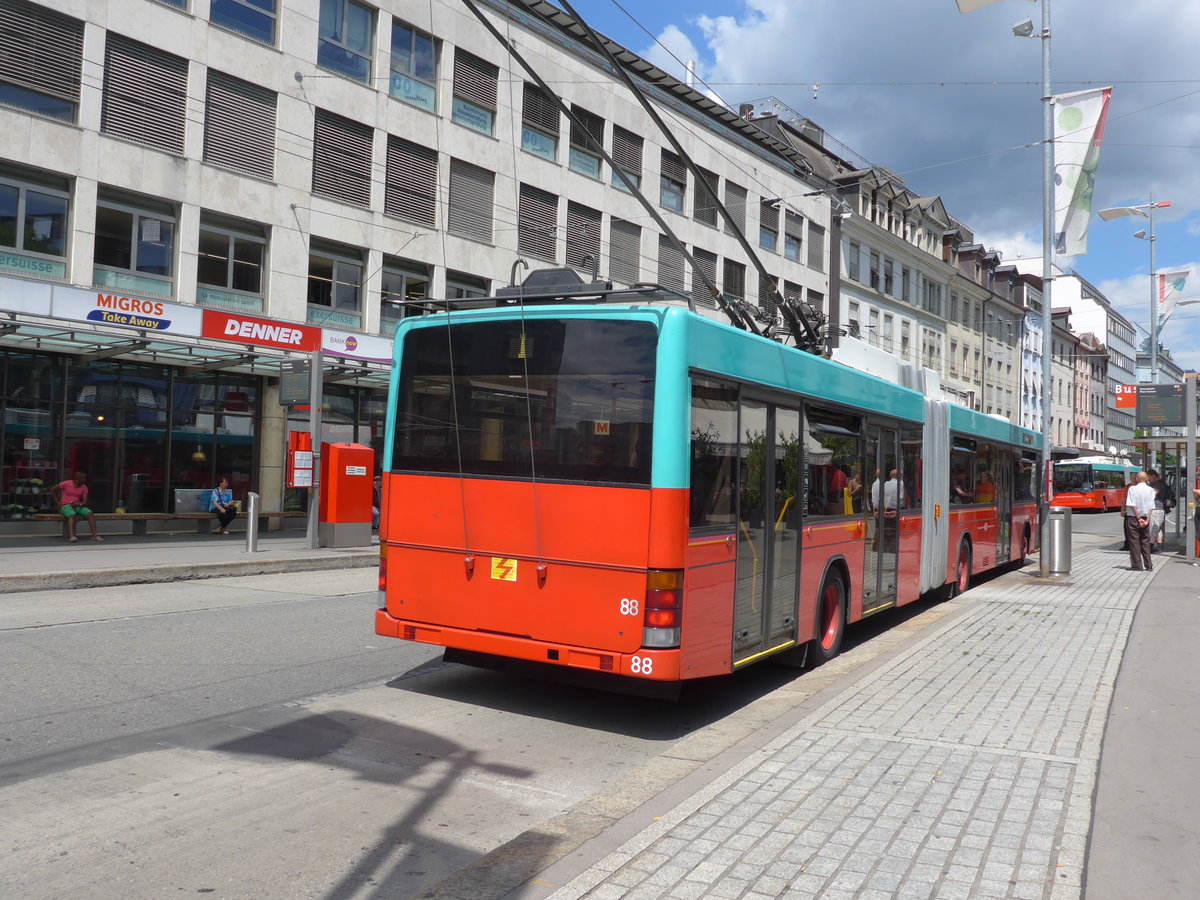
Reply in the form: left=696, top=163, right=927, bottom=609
left=733, top=399, right=800, bottom=666
left=995, top=451, right=1013, bottom=563
left=862, top=425, right=899, bottom=613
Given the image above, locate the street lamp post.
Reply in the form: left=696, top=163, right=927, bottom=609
left=1098, top=197, right=1171, bottom=469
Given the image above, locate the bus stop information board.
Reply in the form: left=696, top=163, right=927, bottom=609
left=279, top=359, right=311, bottom=406
left=1136, top=383, right=1184, bottom=427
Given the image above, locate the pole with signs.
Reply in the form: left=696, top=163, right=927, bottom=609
left=1187, top=374, right=1197, bottom=562
left=306, top=350, right=323, bottom=550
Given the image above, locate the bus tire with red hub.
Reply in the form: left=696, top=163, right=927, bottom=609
left=949, top=541, right=971, bottom=598
left=810, top=570, right=846, bottom=667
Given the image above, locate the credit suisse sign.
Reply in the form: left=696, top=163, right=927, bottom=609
left=201, top=310, right=321, bottom=352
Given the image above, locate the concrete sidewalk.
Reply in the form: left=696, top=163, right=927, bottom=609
left=0, top=530, right=378, bottom=594
left=497, top=534, right=1192, bottom=900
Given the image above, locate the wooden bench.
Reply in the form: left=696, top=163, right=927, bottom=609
left=32, top=510, right=305, bottom=536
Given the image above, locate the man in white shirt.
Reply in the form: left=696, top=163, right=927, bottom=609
left=1124, top=471, right=1157, bottom=571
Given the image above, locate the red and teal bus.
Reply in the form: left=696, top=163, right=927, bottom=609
left=375, top=294, right=1039, bottom=685
left=1051, top=459, right=1132, bottom=512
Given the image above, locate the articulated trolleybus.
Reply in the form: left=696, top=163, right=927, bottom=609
left=375, top=284, right=1039, bottom=688
left=1051, top=458, right=1133, bottom=512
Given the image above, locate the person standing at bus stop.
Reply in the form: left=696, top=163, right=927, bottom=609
left=1124, top=471, right=1156, bottom=571
left=51, top=471, right=103, bottom=543
left=1147, top=469, right=1175, bottom=554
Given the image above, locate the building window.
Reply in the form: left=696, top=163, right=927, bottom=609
left=723, top=258, right=745, bottom=304
left=93, top=191, right=176, bottom=298
left=385, top=136, right=436, bottom=226
left=902, top=266, right=912, bottom=304
left=390, top=21, right=436, bottom=112
left=724, top=182, right=746, bottom=237
left=196, top=213, right=267, bottom=313
left=807, top=222, right=825, bottom=272
left=847, top=242, right=860, bottom=282
left=807, top=289, right=824, bottom=314
left=312, top=109, right=372, bottom=207
left=693, top=168, right=719, bottom=228
left=869, top=252, right=880, bottom=290
left=758, top=271, right=778, bottom=315
left=0, top=166, right=69, bottom=280
left=883, top=259, right=894, bottom=295
left=211, top=0, right=276, bottom=45
left=451, top=49, right=497, bottom=135
left=660, top=150, right=686, bottom=213
left=609, top=218, right=641, bottom=285
left=102, top=35, right=188, bottom=154
left=318, top=0, right=373, bottom=84
left=658, top=235, right=685, bottom=292
left=611, top=126, right=642, bottom=193
left=521, top=82, right=559, bottom=162
left=518, top=184, right=557, bottom=262
left=784, top=212, right=803, bottom=262
left=692, top=247, right=718, bottom=308
left=203, top=70, right=276, bottom=180
left=565, top=202, right=601, bottom=271
left=307, top=240, right=363, bottom=328
left=380, top=260, right=428, bottom=335
left=445, top=270, right=488, bottom=299
left=0, top=0, right=84, bottom=121
left=447, top=159, right=493, bottom=243
left=759, top=199, right=779, bottom=252
left=568, top=105, right=603, bottom=179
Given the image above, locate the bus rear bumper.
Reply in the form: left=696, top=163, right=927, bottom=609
left=375, top=609, right=683, bottom=681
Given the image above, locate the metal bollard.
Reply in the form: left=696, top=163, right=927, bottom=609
left=245, top=491, right=260, bottom=553
left=1047, top=505, right=1071, bottom=575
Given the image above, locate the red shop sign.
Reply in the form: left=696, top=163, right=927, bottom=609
left=201, top=310, right=321, bottom=352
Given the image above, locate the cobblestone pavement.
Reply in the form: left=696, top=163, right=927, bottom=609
left=549, top=545, right=1150, bottom=900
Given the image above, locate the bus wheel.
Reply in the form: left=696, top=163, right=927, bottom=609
left=949, top=543, right=971, bottom=597
left=810, top=571, right=846, bottom=667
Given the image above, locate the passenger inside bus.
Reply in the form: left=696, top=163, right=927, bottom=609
left=951, top=468, right=972, bottom=503
left=975, top=471, right=996, bottom=503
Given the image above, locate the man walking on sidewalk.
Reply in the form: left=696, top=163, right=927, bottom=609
left=1124, top=471, right=1156, bottom=571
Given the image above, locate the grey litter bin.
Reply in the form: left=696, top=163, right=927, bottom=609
left=1048, top=506, right=1072, bottom=575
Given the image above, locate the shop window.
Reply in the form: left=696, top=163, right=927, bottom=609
left=196, top=213, right=267, bottom=313
left=101, top=35, right=187, bottom=155
left=568, top=105, right=603, bottom=179
left=204, top=69, right=277, bottom=180
left=380, top=260, right=428, bottom=335
left=0, top=166, right=69, bottom=280
left=389, top=20, right=436, bottom=111
left=521, top=82, right=559, bottom=162
left=312, top=108, right=372, bottom=207
left=451, top=49, right=497, bottom=136
left=93, top=192, right=176, bottom=298
left=307, top=241, right=363, bottom=329
left=317, top=0, right=373, bottom=85
left=211, top=0, right=276, bottom=45
left=0, top=0, right=84, bottom=122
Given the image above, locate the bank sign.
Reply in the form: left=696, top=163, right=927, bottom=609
left=53, top=286, right=203, bottom=335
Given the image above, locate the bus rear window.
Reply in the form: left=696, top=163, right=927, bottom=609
left=394, top=319, right=656, bottom=484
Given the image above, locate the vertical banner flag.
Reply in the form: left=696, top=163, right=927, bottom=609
left=1052, top=87, right=1113, bottom=256
left=1156, top=270, right=1190, bottom=328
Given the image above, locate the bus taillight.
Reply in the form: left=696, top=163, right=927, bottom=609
left=643, top=569, right=683, bottom=648
left=377, top=543, right=388, bottom=608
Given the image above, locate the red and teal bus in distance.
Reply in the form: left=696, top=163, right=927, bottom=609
left=1051, top=458, right=1133, bottom=512
left=375, top=291, right=1040, bottom=687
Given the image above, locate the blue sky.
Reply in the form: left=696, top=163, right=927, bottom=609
left=557, top=0, right=1200, bottom=370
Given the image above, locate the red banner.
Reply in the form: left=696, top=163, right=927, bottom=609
left=201, top=310, right=320, bottom=352
left=1114, top=384, right=1136, bottom=410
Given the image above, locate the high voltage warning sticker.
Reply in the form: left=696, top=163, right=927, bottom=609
left=491, top=558, right=518, bottom=581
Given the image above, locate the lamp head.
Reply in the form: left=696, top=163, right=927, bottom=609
left=1133, top=230, right=1147, bottom=240
left=1098, top=206, right=1149, bottom=222
left=1012, top=18, right=1035, bottom=37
